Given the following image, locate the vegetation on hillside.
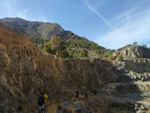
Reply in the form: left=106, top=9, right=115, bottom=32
left=118, top=55, right=123, bottom=61
left=133, top=42, right=149, bottom=49
left=41, top=36, right=69, bottom=58
left=80, top=49, right=88, bottom=58
left=30, top=36, right=115, bottom=59
left=108, top=55, right=113, bottom=60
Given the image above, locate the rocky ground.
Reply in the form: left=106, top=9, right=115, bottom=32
left=101, top=58, right=150, bottom=113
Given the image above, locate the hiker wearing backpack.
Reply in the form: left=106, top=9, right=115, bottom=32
left=85, top=92, right=88, bottom=99
left=38, top=93, right=48, bottom=113
left=75, top=91, right=80, bottom=98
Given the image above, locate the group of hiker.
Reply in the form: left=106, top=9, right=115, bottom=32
left=38, top=91, right=88, bottom=113
left=75, top=91, right=88, bottom=98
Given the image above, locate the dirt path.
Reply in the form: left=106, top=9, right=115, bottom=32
left=62, top=98, right=93, bottom=113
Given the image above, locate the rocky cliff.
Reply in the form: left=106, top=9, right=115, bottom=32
left=113, top=45, right=150, bottom=59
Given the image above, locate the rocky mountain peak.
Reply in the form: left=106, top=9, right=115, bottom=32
left=0, top=17, right=29, bottom=26
left=0, top=17, right=88, bottom=41
left=0, top=17, right=65, bottom=39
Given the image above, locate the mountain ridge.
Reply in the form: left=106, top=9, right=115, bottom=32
left=0, top=17, right=107, bottom=58
left=0, top=17, right=87, bottom=40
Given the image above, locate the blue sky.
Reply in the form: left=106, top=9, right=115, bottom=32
left=0, top=0, right=150, bottom=49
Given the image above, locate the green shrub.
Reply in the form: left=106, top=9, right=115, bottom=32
left=108, top=55, right=113, bottom=60
left=103, top=53, right=107, bottom=58
left=62, top=50, right=69, bottom=58
left=118, top=55, right=123, bottom=61
left=80, top=49, right=88, bottom=58
left=90, top=58, right=94, bottom=67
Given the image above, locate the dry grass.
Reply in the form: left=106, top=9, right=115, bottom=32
left=63, top=106, right=75, bottom=113
left=70, top=97, right=76, bottom=102
left=84, top=96, right=112, bottom=113
left=18, top=102, right=37, bottom=113
left=78, top=94, right=85, bottom=99
left=80, top=101, right=85, bottom=107
left=68, top=107, right=75, bottom=113
left=70, top=94, right=85, bottom=102
left=47, top=103, right=57, bottom=113
left=57, top=102, right=64, bottom=110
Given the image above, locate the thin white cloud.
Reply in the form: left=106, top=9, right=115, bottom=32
left=0, top=0, right=48, bottom=22
left=95, top=8, right=150, bottom=49
left=0, top=0, right=29, bottom=20
left=82, top=0, right=117, bottom=31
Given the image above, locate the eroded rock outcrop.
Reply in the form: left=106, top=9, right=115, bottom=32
left=113, top=45, right=150, bottom=59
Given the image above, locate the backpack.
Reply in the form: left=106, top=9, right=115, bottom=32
left=44, top=94, right=48, bottom=102
left=38, top=95, right=45, bottom=105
